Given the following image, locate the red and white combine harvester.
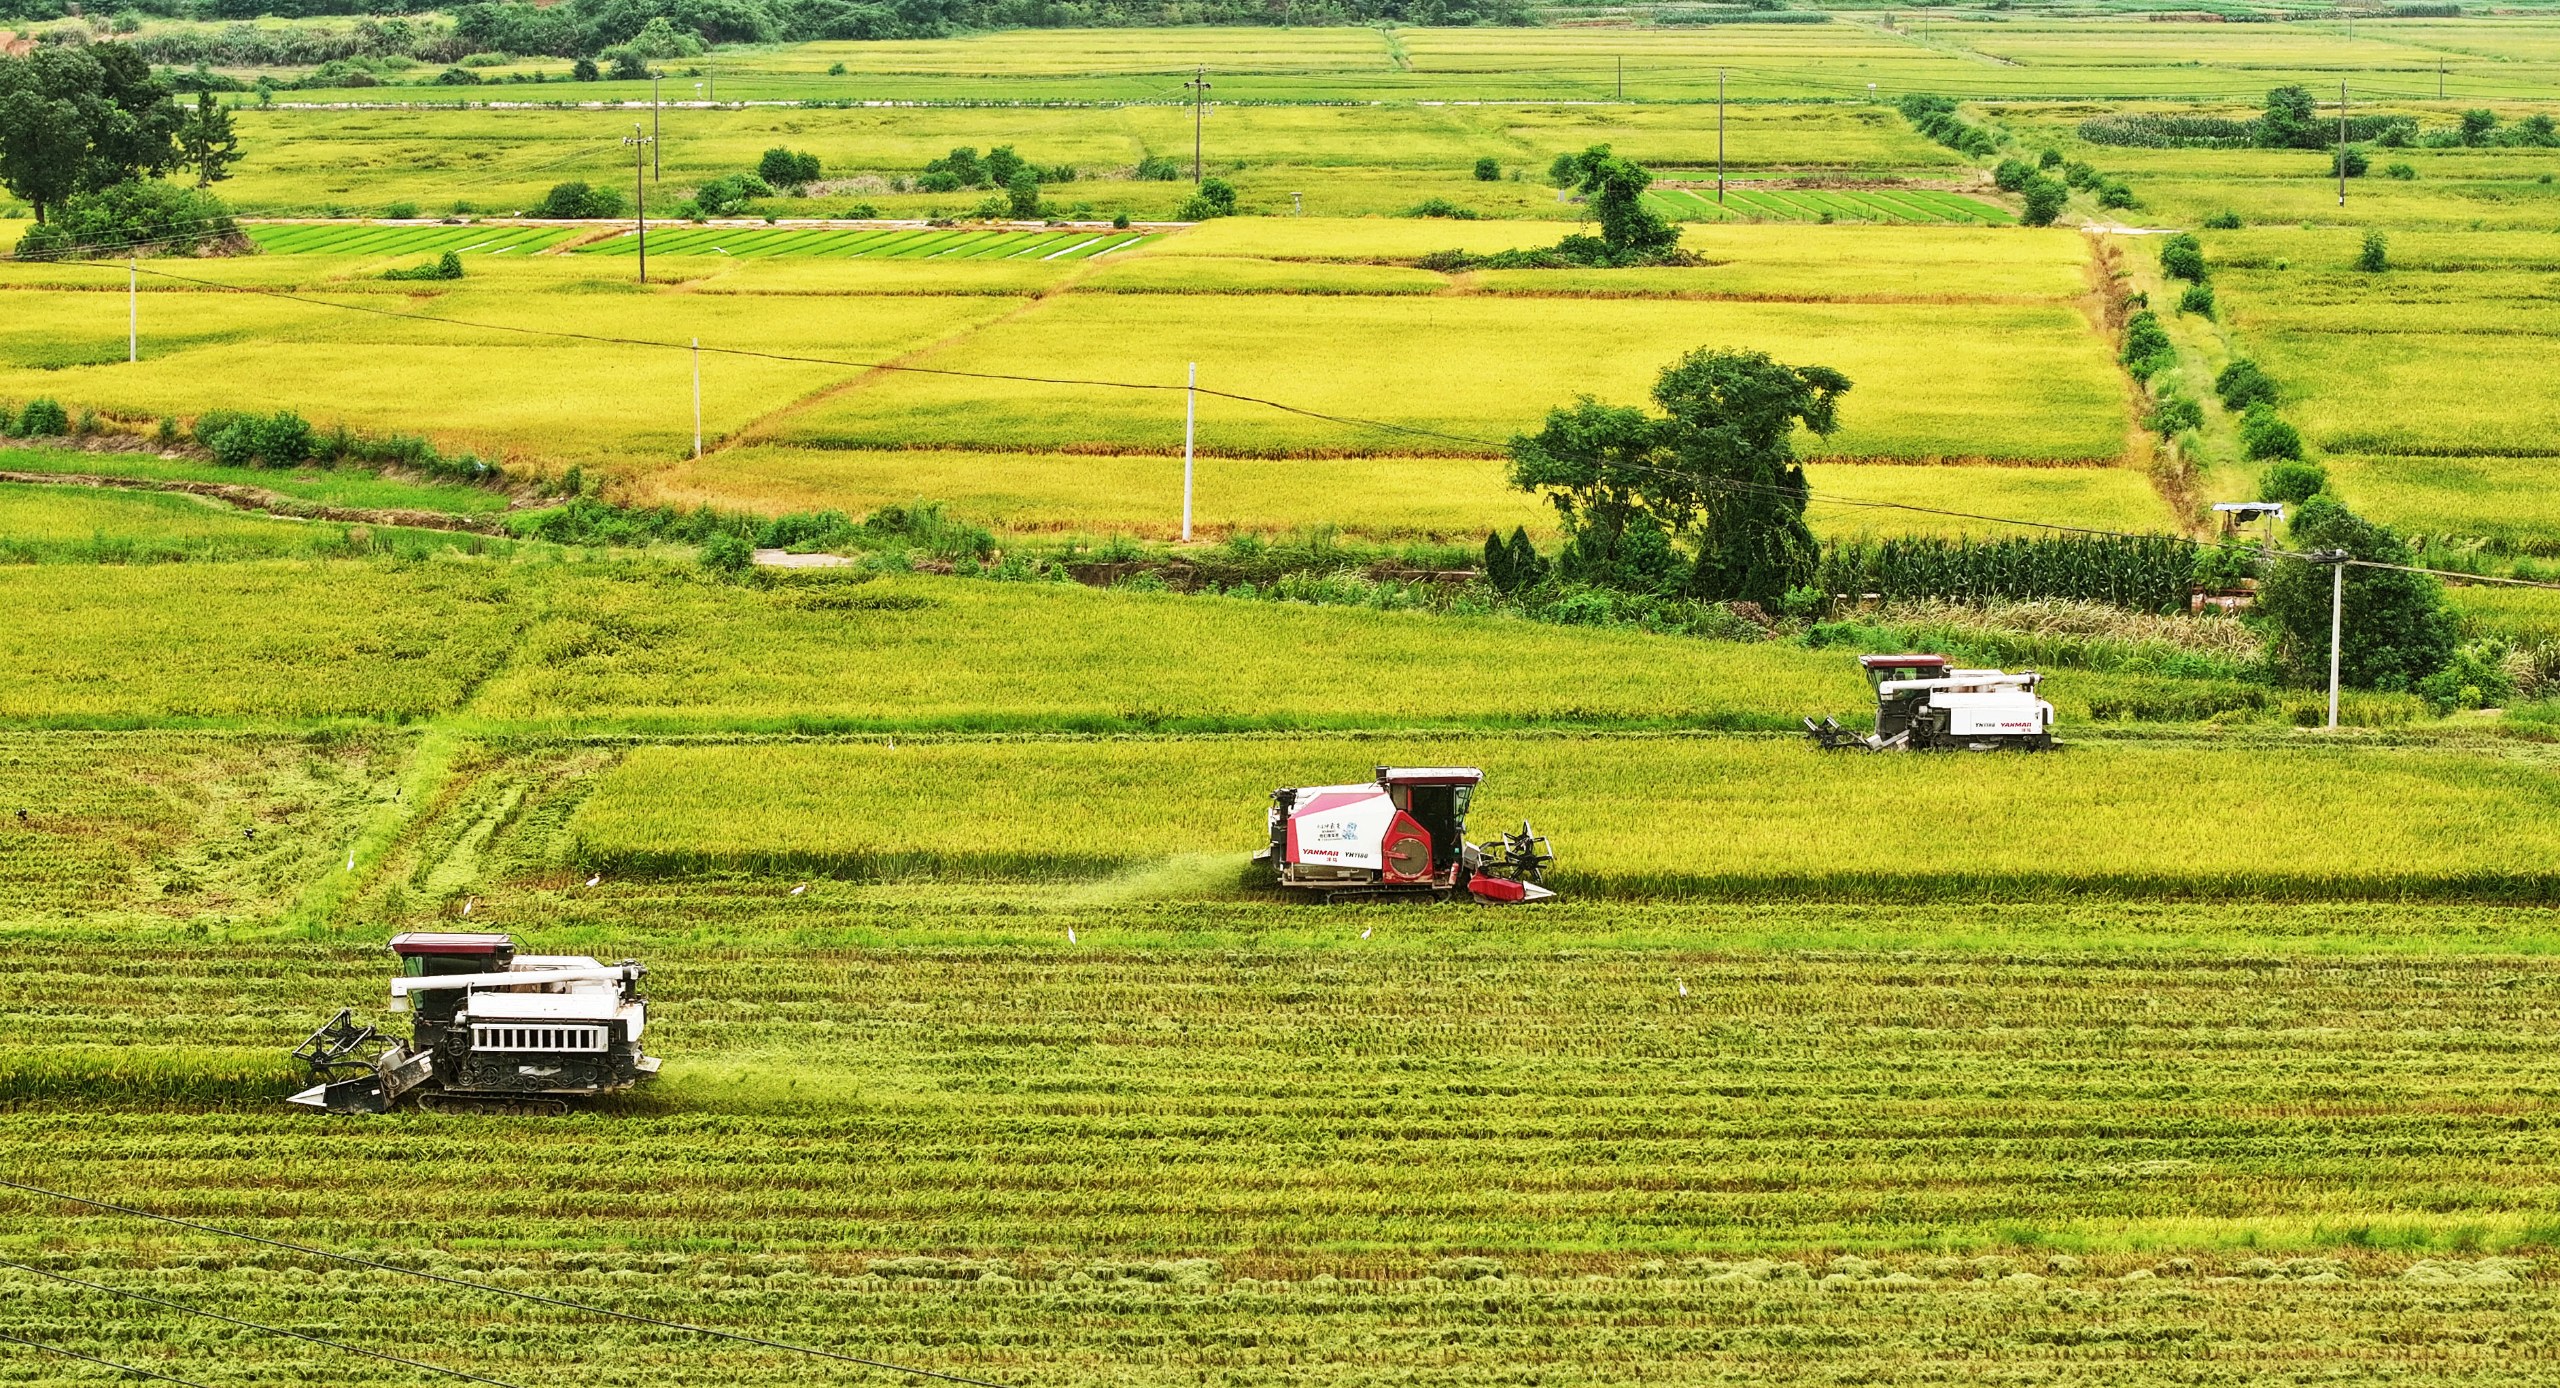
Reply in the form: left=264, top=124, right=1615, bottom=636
left=1256, top=766, right=1557, bottom=903
left=1806, top=654, right=2058, bottom=752
left=288, top=932, right=659, bottom=1115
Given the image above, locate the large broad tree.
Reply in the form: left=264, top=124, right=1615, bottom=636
left=1508, top=349, right=1852, bottom=604
left=2255, top=494, right=2455, bottom=690
left=1553, top=143, right=1681, bottom=263
left=1656, top=348, right=1852, bottom=608
left=2256, top=84, right=2322, bottom=150
left=0, top=46, right=183, bottom=223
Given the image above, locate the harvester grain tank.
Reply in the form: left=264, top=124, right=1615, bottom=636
left=1806, top=654, right=2057, bottom=752
left=288, top=932, right=659, bottom=1115
left=1256, top=766, right=1557, bottom=902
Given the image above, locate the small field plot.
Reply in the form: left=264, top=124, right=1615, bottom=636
left=645, top=445, right=1546, bottom=540
left=573, top=226, right=1159, bottom=260
left=568, top=736, right=2560, bottom=898
left=2214, top=230, right=2560, bottom=462
left=243, top=223, right=578, bottom=257
left=1803, top=463, right=2172, bottom=540
left=765, top=293, right=2128, bottom=463
left=1649, top=186, right=2015, bottom=225
left=0, top=483, right=389, bottom=563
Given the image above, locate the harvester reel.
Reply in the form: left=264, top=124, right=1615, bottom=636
left=1486, top=821, right=1555, bottom=884
left=290, top=1008, right=383, bottom=1085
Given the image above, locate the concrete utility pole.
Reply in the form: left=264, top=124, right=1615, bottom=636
left=2308, top=549, right=2350, bottom=728
left=692, top=337, right=703, bottom=458
left=652, top=73, right=661, bottom=180
left=1181, top=362, right=1197, bottom=543
left=128, top=259, right=137, bottom=364
left=1616, top=54, right=1623, bottom=100
left=1186, top=67, right=1212, bottom=183
left=625, top=123, right=654, bottom=283
left=1718, top=68, right=1727, bottom=205
left=2338, top=80, right=2349, bottom=208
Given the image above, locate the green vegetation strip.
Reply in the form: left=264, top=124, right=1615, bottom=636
left=245, top=224, right=576, bottom=256
left=571, top=227, right=1155, bottom=259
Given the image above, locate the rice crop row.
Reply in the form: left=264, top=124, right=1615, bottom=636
left=5, top=913, right=2560, bottom=1385
left=243, top=223, right=577, bottom=256
left=1648, top=187, right=2014, bottom=226
left=562, top=735, right=2560, bottom=900
left=572, top=226, right=1159, bottom=261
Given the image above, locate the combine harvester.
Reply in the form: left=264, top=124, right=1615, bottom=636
left=1806, top=654, right=2057, bottom=752
left=1256, top=766, right=1557, bottom=903
left=288, top=932, right=659, bottom=1115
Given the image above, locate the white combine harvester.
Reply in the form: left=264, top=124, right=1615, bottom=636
left=288, top=932, right=659, bottom=1115
left=1806, top=654, right=2057, bottom=752
left=1255, top=766, right=1557, bottom=903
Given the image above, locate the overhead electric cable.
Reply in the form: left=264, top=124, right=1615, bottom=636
left=0, top=1329, right=214, bottom=1388
left=0, top=1258, right=528, bottom=1388
left=14, top=255, right=2560, bottom=594
left=0, top=1179, right=1017, bottom=1388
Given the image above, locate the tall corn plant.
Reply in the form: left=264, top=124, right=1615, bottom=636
left=1818, top=535, right=2197, bottom=614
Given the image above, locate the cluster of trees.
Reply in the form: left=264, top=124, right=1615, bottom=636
left=1897, top=94, right=2001, bottom=158
left=427, top=0, right=1524, bottom=59
left=0, top=45, right=246, bottom=258
left=1505, top=347, right=1850, bottom=608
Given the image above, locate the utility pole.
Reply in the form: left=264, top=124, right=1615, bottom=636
left=692, top=337, right=702, bottom=458
left=2309, top=549, right=2349, bottom=728
left=1186, top=67, right=1211, bottom=184
left=1616, top=55, right=1622, bottom=100
left=625, top=123, right=653, bottom=283
left=2439, top=58, right=2445, bottom=100
left=2338, top=80, right=2348, bottom=208
left=127, top=258, right=137, bottom=364
left=1718, top=68, right=1727, bottom=205
left=1181, top=362, right=1196, bottom=543
left=652, top=73, right=661, bottom=180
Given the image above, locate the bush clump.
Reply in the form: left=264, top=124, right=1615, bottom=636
left=2239, top=402, right=2306, bottom=462
left=757, top=147, right=822, bottom=188
left=2216, top=358, right=2279, bottom=412
left=382, top=251, right=464, bottom=281
left=12, top=399, right=71, bottom=437
left=13, top=182, right=243, bottom=261
left=2258, top=459, right=2329, bottom=505
left=193, top=409, right=316, bottom=468
left=530, top=181, right=627, bottom=219
left=2119, top=310, right=2175, bottom=381
left=2158, top=232, right=2205, bottom=282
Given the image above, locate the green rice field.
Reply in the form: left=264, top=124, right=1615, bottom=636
left=1647, top=185, right=2015, bottom=225
left=243, top=222, right=580, bottom=256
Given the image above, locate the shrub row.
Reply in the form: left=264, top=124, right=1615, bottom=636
left=1814, top=535, right=2199, bottom=614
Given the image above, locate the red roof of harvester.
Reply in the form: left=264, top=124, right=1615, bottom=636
left=389, top=931, right=515, bottom=955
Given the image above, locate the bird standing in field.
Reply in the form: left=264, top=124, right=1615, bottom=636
left=587, top=874, right=601, bottom=887
left=791, top=883, right=807, bottom=896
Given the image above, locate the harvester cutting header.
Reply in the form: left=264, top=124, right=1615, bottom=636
left=1256, top=766, right=1556, bottom=903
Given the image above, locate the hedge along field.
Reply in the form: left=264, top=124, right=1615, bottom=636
left=564, top=736, right=2560, bottom=899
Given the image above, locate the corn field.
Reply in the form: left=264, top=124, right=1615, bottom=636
left=1817, top=534, right=2199, bottom=613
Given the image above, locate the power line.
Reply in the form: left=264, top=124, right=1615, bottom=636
left=0, top=1179, right=1017, bottom=1388
left=0, top=1329, right=214, bottom=1388
left=18, top=249, right=2560, bottom=595
left=0, top=1258, right=528, bottom=1388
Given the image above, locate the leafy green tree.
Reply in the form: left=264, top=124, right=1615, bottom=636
left=2158, top=232, right=2205, bottom=281
left=1507, top=397, right=1668, bottom=584
left=0, top=46, right=184, bottom=224
left=177, top=90, right=240, bottom=189
left=1176, top=177, right=1236, bottom=220
left=1553, top=144, right=1680, bottom=261
left=1992, top=157, right=2034, bottom=192
left=2239, top=402, right=2305, bottom=460
left=2330, top=144, right=2368, bottom=178
left=2019, top=174, right=2067, bottom=227
left=1656, top=348, right=1851, bottom=607
left=2256, top=84, right=2321, bottom=149
left=1473, top=156, right=1500, bottom=181
left=2356, top=229, right=2389, bottom=272
left=2216, top=358, right=2279, bottom=411
left=2255, top=495, right=2453, bottom=691
left=983, top=145, right=1026, bottom=190
left=2459, top=108, right=2497, bottom=145
left=1004, top=167, right=1040, bottom=218
left=757, top=147, right=820, bottom=187
left=2257, top=460, right=2327, bottom=504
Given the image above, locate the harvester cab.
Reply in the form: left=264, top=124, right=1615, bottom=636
left=288, top=932, right=660, bottom=1116
left=1807, top=654, right=2057, bottom=752
left=1255, top=767, right=1557, bottom=904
